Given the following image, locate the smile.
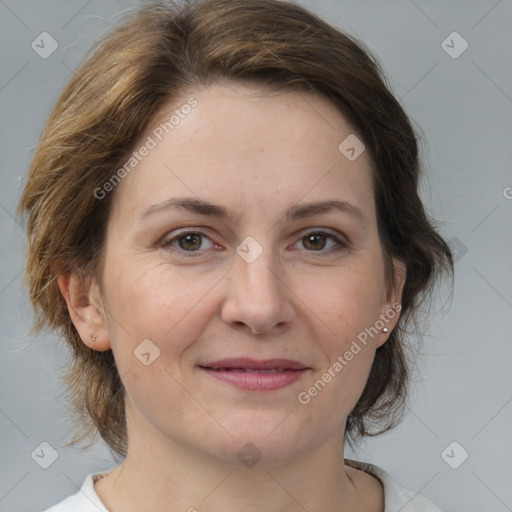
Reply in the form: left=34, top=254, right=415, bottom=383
left=199, top=358, right=311, bottom=391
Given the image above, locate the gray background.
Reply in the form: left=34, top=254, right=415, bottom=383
left=1, top=0, right=511, bottom=511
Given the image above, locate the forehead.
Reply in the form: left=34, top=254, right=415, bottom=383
left=108, top=80, right=375, bottom=225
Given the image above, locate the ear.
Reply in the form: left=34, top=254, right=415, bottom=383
left=376, top=257, right=406, bottom=349
left=55, top=264, right=111, bottom=352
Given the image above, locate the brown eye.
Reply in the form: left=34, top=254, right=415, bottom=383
left=298, top=231, right=346, bottom=253
left=162, top=231, right=215, bottom=256
left=302, top=233, right=329, bottom=251
left=177, top=233, right=203, bottom=251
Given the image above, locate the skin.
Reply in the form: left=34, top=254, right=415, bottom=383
left=58, top=79, right=406, bottom=512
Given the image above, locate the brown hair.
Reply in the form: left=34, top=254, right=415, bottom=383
left=17, top=0, right=453, bottom=458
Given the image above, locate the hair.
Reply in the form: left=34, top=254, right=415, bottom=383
left=17, top=0, right=453, bottom=458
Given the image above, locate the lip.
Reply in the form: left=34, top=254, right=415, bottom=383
left=199, top=358, right=311, bottom=391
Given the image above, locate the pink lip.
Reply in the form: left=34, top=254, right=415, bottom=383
left=199, top=358, right=310, bottom=391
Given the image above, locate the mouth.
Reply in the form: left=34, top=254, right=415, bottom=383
left=198, top=358, right=311, bottom=391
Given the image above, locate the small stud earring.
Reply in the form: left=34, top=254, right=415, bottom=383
left=382, top=327, right=389, bottom=333
left=90, top=334, right=97, bottom=342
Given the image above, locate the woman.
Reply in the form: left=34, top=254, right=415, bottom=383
left=18, top=0, right=453, bottom=510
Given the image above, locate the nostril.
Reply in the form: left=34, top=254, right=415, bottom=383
left=231, top=321, right=253, bottom=332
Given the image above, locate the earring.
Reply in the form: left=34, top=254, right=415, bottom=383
left=90, top=334, right=97, bottom=342
left=382, top=327, right=389, bottom=333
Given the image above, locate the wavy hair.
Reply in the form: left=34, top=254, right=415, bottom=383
left=17, top=0, right=453, bottom=458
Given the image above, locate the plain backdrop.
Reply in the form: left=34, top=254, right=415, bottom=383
left=1, top=1, right=511, bottom=511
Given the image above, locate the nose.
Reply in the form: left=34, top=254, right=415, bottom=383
left=220, top=247, right=295, bottom=336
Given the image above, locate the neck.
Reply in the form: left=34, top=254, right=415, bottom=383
left=94, top=408, right=380, bottom=512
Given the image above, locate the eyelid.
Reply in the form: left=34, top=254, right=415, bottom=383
left=160, top=228, right=217, bottom=256
left=292, top=229, right=350, bottom=253
left=160, top=227, right=350, bottom=257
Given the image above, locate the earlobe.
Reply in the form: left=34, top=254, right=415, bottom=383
left=56, top=267, right=111, bottom=352
left=376, top=258, right=407, bottom=348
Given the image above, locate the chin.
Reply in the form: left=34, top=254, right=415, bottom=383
left=196, top=409, right=323, bottom=468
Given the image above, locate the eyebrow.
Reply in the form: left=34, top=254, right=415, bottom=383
left=140, top=197, right=367, bottom=226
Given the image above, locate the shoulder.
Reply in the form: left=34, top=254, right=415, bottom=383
left=345, top=459, right=443, bottom=512
left=41, top=473, right=109, bottom=512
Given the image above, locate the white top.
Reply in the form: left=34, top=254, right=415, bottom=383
left=41, top=459, right=442, bottom=511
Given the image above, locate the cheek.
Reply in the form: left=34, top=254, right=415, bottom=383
left=100, top=262, right=221, bottom=427
left=101, top=259, right=217, bottom=367
left=320, top=267, right=385, bottom=340
left=302, top=263, right=384, bottom=398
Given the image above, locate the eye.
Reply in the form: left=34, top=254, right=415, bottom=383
left=294, top=231, right=348, bottom=254
left=161, top=231, right=217, bottom=256
left=160, top=229, right=349, bottom=258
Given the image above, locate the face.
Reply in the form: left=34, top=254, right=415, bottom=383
left=64, top=79, right=405, bottom=466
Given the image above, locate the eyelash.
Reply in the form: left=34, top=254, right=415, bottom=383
left=160, top=229, right=349, bottom=258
